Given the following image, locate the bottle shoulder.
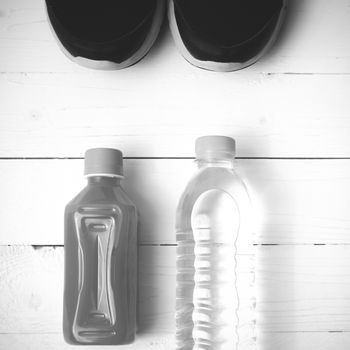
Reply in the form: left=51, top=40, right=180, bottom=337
left=177, top=167, right=250, bottom=213
left=65, top=184, right=136, bottom=214
left=182, top=167, right=246, bottom=194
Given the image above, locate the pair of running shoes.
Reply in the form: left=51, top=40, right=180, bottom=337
left=46, top=0, right=287, bottom=71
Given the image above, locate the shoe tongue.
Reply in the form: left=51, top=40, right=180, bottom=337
left=50, top=0, right=156, bottom=42
left=175, top=0, right=283, bottom=47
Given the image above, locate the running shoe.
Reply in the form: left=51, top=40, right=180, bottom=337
left=168, top=0, right=287, bottom=71
left=46, top=0, right=165, bottom=69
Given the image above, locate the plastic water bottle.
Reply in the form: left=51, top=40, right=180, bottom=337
left=176, top=136, right=251, bottom=350
left=63, top=148, right=138, bottom=345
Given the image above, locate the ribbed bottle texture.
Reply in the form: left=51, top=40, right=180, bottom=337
left=176, top=189, right=240, bottom=349
left=176, top=136, right=253, bottom=350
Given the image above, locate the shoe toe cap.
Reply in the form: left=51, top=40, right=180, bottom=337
left=46, top=0, right=159, bottom=64
left=173, top=0, right=285, bottom=65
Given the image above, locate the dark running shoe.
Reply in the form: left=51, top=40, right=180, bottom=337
left=168, top=0, right=287, bottom=71
left=45, top=0, right=165, bottom=69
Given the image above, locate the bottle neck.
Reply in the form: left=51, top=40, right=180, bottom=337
left=87, top=176, right=121, bottom=186
left=196, top=157, right=235, bottom=169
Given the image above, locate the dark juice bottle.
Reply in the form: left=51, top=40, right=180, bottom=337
left=63, top=148, right=137, bottom=345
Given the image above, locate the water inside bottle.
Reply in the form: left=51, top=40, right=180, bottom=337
left=177, top=188, right=240, bottom=350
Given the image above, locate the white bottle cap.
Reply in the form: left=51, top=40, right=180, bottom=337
left=195, top=136, right=236, bottom=160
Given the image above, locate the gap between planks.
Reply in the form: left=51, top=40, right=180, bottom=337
left=1, top=243, right=349, bottom=250
left=3, top=157, right=350, bottom=160
left=2, top=72, right=350, bottom=75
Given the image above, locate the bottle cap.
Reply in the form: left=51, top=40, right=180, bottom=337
left=84, top=148, right=124, bottom=178
left=195, top=136, right=236, bottom=160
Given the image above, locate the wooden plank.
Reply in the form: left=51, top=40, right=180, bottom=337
left=0, top=333, right=176, bottom=350
left=256, top=245, right=350, bottom=332
left=1, top=245, right=350, bottom=335
left=258, top=332, right=350, bottom=350
left=1, top=332, right=349, bottom=350
left=0, top=332, right=349, bottom=350
left=1, top=73, right=350, bottom=158
left=0, top=0, right=350, bottom=73
left=1, top=159, right=350, bottom=245
left=0, top=246, right=255, bottom=345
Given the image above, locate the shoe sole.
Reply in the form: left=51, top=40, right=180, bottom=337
left=46, top=0, right=165, bottom=70
left=168, top=0, right=288, bottom=72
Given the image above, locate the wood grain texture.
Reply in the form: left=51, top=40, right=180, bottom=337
left=0, top=73, right=350, bottom=158
left=256, top=245, right=350, bottom=332
left=1, top=245, right=350, bottom=336
left=0, top=246, right=255, bottom=347
left=1, top=332, right=350, bottom=350
left=0, top=333, right=175, bottom=350
left=1, top=0, right=350, bottom=347
left=0, top=159, right=350, bottom=245
left=0, top=0, right=349, bottom=73
left=1, top=0, right=350, bottom=158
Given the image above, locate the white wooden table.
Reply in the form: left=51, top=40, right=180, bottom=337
left=1, top=0, right=350, bottom=349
